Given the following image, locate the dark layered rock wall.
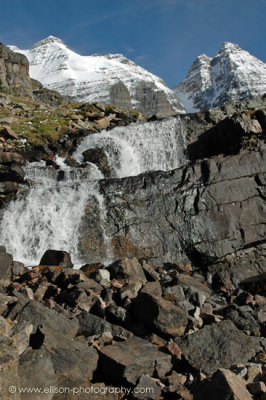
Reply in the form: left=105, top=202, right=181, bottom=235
left=78, top=104, right=266, bottom=280
left=0, top=43, right=33, bottom=98
left=97, top=148, right=266, bottom=268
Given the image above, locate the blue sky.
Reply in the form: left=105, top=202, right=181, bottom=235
left=0, top=0, right=265, bottom=87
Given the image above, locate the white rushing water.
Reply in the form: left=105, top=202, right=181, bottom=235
left=0, top=117, right=186, bottom=266
left=73, top=118, right=186, bottom=177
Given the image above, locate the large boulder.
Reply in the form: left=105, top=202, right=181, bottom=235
left=131, top=283, right=188, bottom=337
left=18, top=348, right=56, bottom=400
left=39, top=250, right=73, bottom=268
left=12, top=299, right=79, bottom=337
left=176, top=320, right=261, bottom=376
left=107, top=258, right=147, bottom=284
left=99, top=335, right=172, bottom=384
left=82, top=147, right=110, bottom=176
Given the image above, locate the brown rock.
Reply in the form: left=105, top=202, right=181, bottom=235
left=99, top=335, right=172, bottom=384
left=166, top=340, right=182, bottom=360
left=0, top=152, right=25, bottom=164
left=94, top=114, right=116, bottom=130
left=178, top=273, right=211, bottom=296
left=0, top=246, right=13, bottom=280
left=18, top=347, right=56, bottom=400
left=80, top=262, right=105, bottom=276
left=0, top=338, right=20, bottom=400
left=0, top=181, right=19, bottom=194
left=240, top=273, right=266, bottom=295
left=133, top=375, right=162, bottom=399
left=107, top=257, right=147, bottom=285
left=43, top=327, right=99, bottom=388
left=193, top=368, right=252, bottom=400
left=131, top=289, right=188, bottom=337
left=13, top=300, right=79, bottom=338
left=0, top=126, right=18, bottom=140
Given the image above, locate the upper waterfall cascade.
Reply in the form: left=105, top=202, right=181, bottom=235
left=0, top=118, right=186, bottom=266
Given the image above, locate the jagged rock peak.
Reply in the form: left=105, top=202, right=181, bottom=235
left=173, top=42, right=266, bottom=112
left=10, top=36, right=184, bottom=116
left=219, top=41, right=241, bottom=52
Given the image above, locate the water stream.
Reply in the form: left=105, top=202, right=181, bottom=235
left=0, top=117, right=186, bottom=266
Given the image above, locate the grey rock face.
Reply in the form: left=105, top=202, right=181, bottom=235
left=0, top=43, right=33, bottom=98
left=92, top=147, right=266, bottom=270
left=72, top=103, right=266, bottom=278
left=109, top=80, right=132, bottom=109
left=134, top=80, right=180, bottom=116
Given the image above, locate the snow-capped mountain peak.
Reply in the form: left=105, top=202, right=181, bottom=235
left=173, top=42, right=266, bottom=112
left=33, top=35, right=64, bottom=47
left=10, top=36, right=184, bottom=116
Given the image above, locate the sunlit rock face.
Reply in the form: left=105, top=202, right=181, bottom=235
left=0, top=42, right=33, bottom=98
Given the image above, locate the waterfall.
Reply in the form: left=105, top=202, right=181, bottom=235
left=0, top=117, right=186, bottom=266
left=73, top=117, right=186, bottom=177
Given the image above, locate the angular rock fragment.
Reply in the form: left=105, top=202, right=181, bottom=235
left=44, top=327, right=99, bottom=387
left=78, top=311, right=131, bottom=339
left=193, top=368, right=253, bottom=400
left=99, top=336, right=172, bottom=384
left=131, top=286, right=188, bottom=337
left=107, top=258, right=147, bottom=285
left=133, top=375, right=162, bottom=399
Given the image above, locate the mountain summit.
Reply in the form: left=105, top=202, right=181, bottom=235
left=9, top=36, right=184, bottom=116
left=173, top=42, right=266, bottom=112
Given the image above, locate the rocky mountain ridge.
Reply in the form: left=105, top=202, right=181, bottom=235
left=174, top=42, right=266, bottom=112
left=10, top=36, right=184, bottom=116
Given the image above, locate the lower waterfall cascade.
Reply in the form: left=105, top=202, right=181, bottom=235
left=0, top=117, right=187, bottom=266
